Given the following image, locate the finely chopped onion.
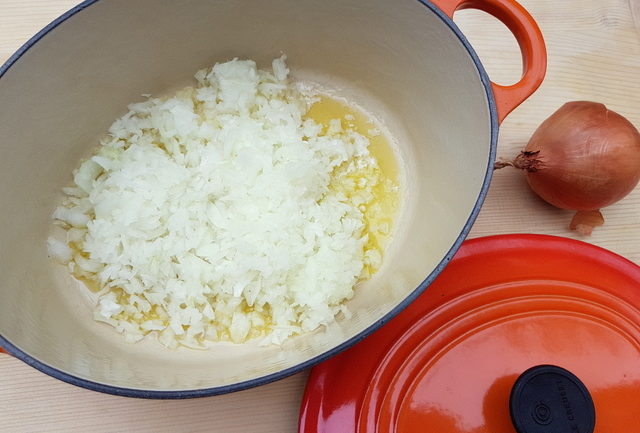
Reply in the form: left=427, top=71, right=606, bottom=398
left=48, top=56, right=397, bottom=348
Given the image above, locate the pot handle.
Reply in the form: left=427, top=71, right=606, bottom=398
left=430, top=0, right=547, bottom=123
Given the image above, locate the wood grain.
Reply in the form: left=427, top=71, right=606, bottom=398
left=0, top=355, right=308, bottom=433
left=1, top=1, right=640, bottom=432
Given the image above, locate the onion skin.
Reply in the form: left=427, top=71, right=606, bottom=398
left=523, top=101, right=640, bottom=211
left=569, top=210, right=604, bottom=236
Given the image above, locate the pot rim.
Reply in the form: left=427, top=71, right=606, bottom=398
left=0, top=0, right=498, bottom=399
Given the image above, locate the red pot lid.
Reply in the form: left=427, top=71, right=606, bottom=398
left=299, top=234, right=640, bottom=433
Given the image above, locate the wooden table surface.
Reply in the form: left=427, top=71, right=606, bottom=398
left=1, top=0, right=640, bottom=432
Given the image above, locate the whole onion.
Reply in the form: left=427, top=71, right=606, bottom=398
left=497, top=101, right=640, bottom=235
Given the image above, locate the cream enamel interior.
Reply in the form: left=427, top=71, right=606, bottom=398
left=0, top=0, right=492, bottom=392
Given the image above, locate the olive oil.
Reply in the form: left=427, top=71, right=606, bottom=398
left=306, top=95, right=400, bottom=278
left=306, top=96, right=399, bottom=182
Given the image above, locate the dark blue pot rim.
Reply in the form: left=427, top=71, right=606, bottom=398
left=0, top=0, right=498, bottom=399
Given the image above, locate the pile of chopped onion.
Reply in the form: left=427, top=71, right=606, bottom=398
left=48, top=56, right=392, bottom=348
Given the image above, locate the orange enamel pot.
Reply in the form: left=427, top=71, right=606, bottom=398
left=0, top=0, right=545, bottom=397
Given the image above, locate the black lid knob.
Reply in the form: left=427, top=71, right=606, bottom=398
left=509, top=365, right=595, bottom=433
